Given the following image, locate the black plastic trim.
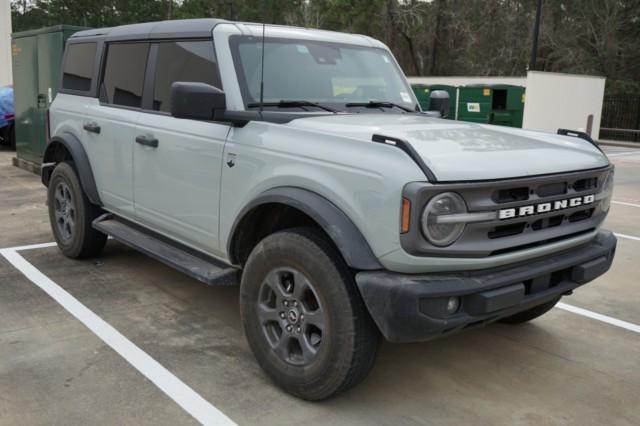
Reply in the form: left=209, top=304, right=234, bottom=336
left=557, top=128, right=605, bottom=153
left=42, top=133, right=102, bottom=206
left=356, top=230, right=616, bottom=342
left=372, top=134, right=437, bottom=182
left=228, top=187, right=382, bottom=270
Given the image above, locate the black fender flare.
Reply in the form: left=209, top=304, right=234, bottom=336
left=42, top=133, right=102, bottom=206
left=228, top=187, right=383, bottom=270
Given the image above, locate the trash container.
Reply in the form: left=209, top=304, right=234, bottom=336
left=411, top=84, right=431, bottom=111
left=11, top=25, right=87, bottom=173
left=488, top=84, right=525, bottom=128
left=457, top=84, right=525, bottom=127
left=457, top=85, right=493, bottom=124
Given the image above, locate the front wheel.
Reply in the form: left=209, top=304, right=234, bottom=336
left=240, top=228, right=379, bottom=400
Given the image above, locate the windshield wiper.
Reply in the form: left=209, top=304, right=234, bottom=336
left=246, top=100, right=338, bottom=113
left=345, top=101, right=412, bottom=112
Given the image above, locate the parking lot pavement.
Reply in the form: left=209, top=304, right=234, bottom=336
left=1, top=145, right=640, bottom=425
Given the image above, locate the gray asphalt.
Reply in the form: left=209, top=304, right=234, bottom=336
left=0, top=144, right=639, bottom=425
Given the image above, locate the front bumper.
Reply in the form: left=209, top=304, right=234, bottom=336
left=356, top=230, right=617, bottom=343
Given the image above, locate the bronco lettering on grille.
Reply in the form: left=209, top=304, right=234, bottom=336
left=498, top=194, right=595, bottom=220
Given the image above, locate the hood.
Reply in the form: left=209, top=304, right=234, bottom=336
left=286, top=114, right=609, bottom=181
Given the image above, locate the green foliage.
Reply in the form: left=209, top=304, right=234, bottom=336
left=10, top=0, right=639, bottom=94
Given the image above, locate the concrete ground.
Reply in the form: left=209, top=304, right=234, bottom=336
left=0, top=144, right=639, bottom=425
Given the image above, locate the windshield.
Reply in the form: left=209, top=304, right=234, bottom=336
left=229, top=35, right=418, bottom=112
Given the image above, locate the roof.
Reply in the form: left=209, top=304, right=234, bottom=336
left=70, top=19, right=227, bottom=42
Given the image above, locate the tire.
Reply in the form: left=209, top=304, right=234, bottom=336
left=47, top=162, right=107, bottom=258
left=240, top=227, right=380, bottom=400
left=499, top=296, right=561, bottom=324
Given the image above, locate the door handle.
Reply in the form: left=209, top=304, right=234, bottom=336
left=83, top=122, right=101, bottom=134
left=135, top=135, right=159, bottom=148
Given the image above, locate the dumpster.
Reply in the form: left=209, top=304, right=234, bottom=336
left=489, top=84, right=525, bottom=128
left=11, top=25, right=87, bottom=173
left=411, top=83, right=457, bottom=119
left=411, top=84, right=431, bottom=111
left=457, top=84, right=525, bottom=127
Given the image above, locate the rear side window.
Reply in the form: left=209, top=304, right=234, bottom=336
left=152, top=41, right=221, bottom=112
left=62, top=43, right=97, bottom=92
left=101, top=43, right=149, bottom=108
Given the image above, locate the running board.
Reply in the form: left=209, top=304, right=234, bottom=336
left=92, top=214, right=239, bottom=286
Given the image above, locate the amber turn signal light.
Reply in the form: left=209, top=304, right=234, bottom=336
left=401, top=198, right=411, bottom=234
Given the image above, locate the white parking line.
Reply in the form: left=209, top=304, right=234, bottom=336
left=606, top=151, right=640, bottom=157
left=613, top=200, right=640, bottom=209
left=0, top=247, right=235, bottom=426
left=615, top=233, right=640, bottom=242
left=556, top=302, right=640, bottom=334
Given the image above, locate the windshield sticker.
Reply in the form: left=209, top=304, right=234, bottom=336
left=467, top=102, right=481, bottom=112
left=400, top=92, right=412, bottom=103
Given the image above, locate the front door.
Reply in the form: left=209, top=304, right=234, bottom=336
left=133, top=40, right=229, bottom=255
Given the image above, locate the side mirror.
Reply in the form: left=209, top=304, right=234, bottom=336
left=170, top=82, right=225, bottom=120
left=428, top=90, right=450, bottom=118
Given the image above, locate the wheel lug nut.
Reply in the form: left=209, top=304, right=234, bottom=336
left=296, top=327, right=301, bottom=333
left=293, top=301, right=298, bottom=307
left=284, top=300, right=289, bottom=307
left=286, top=325, right=292, bottom=332
left=299, top=314, right=304, bottom=320
left=279, top=312, right=285, bottom=319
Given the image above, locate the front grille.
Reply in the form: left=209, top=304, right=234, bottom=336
left=401, top=166, right=612, bottom=257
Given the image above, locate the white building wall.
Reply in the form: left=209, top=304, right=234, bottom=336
left=0, top=0, right=11, bottom=86
left=522, top=71, right=605, bottom=138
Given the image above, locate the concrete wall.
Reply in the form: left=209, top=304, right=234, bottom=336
left=522, top=71, right=605, bottom=137
left=408, top=76, right=527, bottom=87
left=0, top=0, right=12, bottom=86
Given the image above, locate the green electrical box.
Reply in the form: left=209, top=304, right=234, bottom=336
left=457, top=84, right=525, bottom=128
left=11, top=25, right=87, bottom=173
left=411, top=83, right=458, bottom=119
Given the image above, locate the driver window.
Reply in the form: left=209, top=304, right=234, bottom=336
left=152, top=40, right=222, bottom=113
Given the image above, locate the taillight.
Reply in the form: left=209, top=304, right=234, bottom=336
left=45, top=109, right=51, bottom=142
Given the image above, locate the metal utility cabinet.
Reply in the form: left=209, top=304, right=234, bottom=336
left=11, top=25, right=86, bottom=173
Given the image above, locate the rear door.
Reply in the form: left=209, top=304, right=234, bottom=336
left=133, top=39, right=229, bottom=255
left=83, top=42, right=149, bottom=218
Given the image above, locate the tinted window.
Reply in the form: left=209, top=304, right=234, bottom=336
left=101, top=43, right=149, bottom=108
left=152, top=41, right=221, bottom=112
left=62, top=43, right=97, bottom=92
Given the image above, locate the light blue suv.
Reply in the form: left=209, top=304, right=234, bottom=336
left=43, top=19, right=616, bottom=400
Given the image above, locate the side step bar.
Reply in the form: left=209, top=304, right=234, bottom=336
left=92, top=214, right=239, bottom=286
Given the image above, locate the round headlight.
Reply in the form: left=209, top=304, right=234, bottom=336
left=421, top=192, right=467, bottom=247
left=600, top=170, right=614, bottom=212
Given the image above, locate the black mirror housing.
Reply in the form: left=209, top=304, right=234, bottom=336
left=170, top=82, right=226, bottom=120
left=428, top=90, right=450, bottom=118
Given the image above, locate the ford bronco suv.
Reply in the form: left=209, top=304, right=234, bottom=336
left=42, top=19, right=616, bottom=400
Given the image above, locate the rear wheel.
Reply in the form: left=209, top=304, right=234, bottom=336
left=47, top=162, right=107, bottom=258
left=499, top=297, right=561, bottom=324
left=240, top=227, right=379, bottom=400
